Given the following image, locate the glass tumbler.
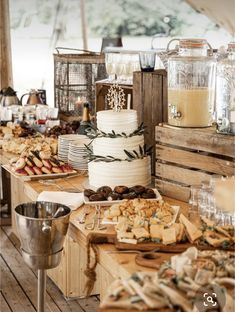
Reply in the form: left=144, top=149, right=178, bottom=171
left=139, top=50, right=156, bottom=72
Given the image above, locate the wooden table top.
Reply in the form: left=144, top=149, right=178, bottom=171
left=22, top=174, right=189, bottom=279
left=1, top=149, right=190, bottom=279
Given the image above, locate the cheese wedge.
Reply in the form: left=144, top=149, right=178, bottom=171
left=117, top=231, right=134, bottom=240
left=201, top=216, right=215, bottom=228
left=179, top=214, right=202, bottom=243
left=162, top=227, right=176, bottom=245
left=172, top=223, right=185, bottom=242
left=131, top=227, right=150, bottom=240
left=150, top=224, right=164, bottom=240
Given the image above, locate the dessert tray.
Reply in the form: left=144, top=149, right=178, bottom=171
left=3, top=164, right=77, bottom=181
left=83, top=188, right=162, bottom=206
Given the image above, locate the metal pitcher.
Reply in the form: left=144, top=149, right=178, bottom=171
left=0, top=86, right=21, bottom=107
left=21, top=89, right=46, bottom=106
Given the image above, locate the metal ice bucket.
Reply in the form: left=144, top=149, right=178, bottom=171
left=15, top=201, right=71, bottom=270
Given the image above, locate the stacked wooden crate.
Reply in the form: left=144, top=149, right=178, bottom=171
left=155, top=124, right=235, bottom=202
left=133, top=70, right=167, bottom=174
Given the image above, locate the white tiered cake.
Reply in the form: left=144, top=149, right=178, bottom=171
left=88, top=110, right=151, bottom=188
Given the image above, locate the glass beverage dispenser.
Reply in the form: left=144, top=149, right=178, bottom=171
left=167, top=39, right=216, bottom=127
left=216, top=42, right=235, bottom=135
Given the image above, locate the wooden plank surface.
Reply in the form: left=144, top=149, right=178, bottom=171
left=0, top=255, right=35, bottom=312
left=1, top=226, right=99, bottom=311
left=156, top=125, right=235, bottom=158
left=132, top=71, right=143, bottom=124
left=0, top=227, right=61, bottom=312
left=156, top=144, right=235, bottom=176
left=0, top=292, right=12, bottom=312
left=155, top=178, right=190, bottom=202
left=155, top=162, right=211, bottom=186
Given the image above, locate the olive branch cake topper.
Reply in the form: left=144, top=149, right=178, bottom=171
left=107, top=83, right=126, bottom=111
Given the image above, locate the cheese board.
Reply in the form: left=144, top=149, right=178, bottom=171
left=114, top=240, right=235, bottom=252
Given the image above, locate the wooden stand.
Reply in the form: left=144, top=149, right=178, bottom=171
left=155, top=124, right=235, bottom=202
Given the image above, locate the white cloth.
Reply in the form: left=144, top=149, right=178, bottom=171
left=37, top=191, right=84, bottom=210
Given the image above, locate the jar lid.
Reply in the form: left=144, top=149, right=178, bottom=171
left=179, top=39, right=207, bottom=49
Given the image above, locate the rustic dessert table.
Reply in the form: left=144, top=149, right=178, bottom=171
left=0, top=156, right=189, bottom=300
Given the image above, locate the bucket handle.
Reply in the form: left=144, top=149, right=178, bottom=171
left=55, top=47, right=100, bottom=55
left=42, top=221, right=51, bottom=233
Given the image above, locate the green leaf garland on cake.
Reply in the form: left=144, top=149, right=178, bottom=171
left=85, top=144, right=152, bottom=163
left=86, top=122, right=146, bottom=139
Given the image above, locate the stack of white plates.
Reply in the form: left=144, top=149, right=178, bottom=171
left=68, top=137, right=91, bottom=171
left=58, top=134, right=88, bottom=162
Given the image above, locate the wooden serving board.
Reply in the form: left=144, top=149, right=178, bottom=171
left=135, top=252, right=172, bottom=269
left=115, top=241, right=235, bottom=252
left=115, top=241, right=192, bottom=252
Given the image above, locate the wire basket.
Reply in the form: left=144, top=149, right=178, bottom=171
left=54, top=47, right=107, bottom=117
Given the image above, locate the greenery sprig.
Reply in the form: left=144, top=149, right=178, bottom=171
left=86, top=122, right=146, bottom=139
left=84, top=144, right=153, bottom=163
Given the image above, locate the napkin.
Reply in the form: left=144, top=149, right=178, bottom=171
left=37, top=191, right=84, bottom=210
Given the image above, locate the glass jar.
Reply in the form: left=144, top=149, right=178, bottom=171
left=216, top=42, right=235, bottom=134
left=167, top=39, right=216, bottom=127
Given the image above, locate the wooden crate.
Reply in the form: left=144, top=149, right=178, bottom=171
left=133, top=69, right=168, bottom=174
left=155, top=124, right=235, bottom=202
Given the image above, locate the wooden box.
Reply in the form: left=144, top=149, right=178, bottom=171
left=133, top=70, right=168, bottom=174
left=155, top=124, right=235, bottom=202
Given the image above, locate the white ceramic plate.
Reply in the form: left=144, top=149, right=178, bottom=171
left=83, top=188, right=162, bottom=206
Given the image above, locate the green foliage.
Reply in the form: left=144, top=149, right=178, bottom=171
left=86, top=0, right=188, bottom=37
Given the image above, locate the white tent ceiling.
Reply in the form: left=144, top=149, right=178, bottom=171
left=186, top=0, right=235, bottom=35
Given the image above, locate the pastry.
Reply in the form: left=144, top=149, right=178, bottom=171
left=15, top=157, right=26, bottom=170
left=25, top=157, right=34, bottom=167
left=41, top=166, right=52, bottom=174
left=33, top=166, right=43, bottom=175
left=108, top=192, right=122, bottom=201
left=122, top=192, right=137, bottom=199
left=129, top=185, right=146, bottom=194
left=114, top=186, right=129, bottom=194
left=61, top=164, right=73, bottom=173
left=15, top=168, right=28, bottom=176
left=24, top=165, right=35, bottom=175
left=84, top=189, right=96, bottom=198
left=42, top=159, right=52, bottom=169
left=89, top=193, right=106, bottom=201
left=141, top=192, right=156, bottom=199
left=97, top=186, right=112, bottom=198
left=52, top=167, right=63, bottom=173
